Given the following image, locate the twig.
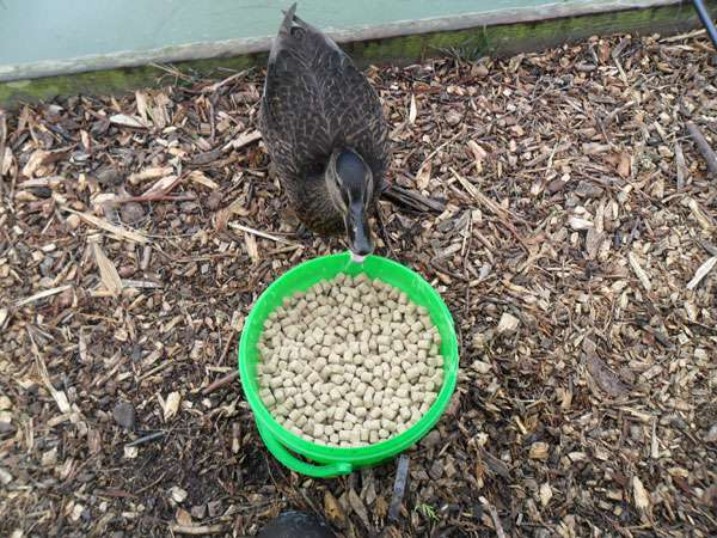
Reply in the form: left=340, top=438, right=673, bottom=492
left=202, top=371, right=239, bottom=395
left=202, top=70, right=247, bottom=93
left=15, top=284, right=73, bottom=307
left=113, top=193, right=197, bottom=204
left=660, top=28, right=706, bottom=43
left=686, top=122, right=717, bottom=177
left=168, top=524, right=226, bottom=535
left=229, top=222, right=297, bottom=245
left=612, top=38, right=630, bottom=85
left=482, top=499, right=507, bottom=538
left=125, top=431, right=166, bottom=447
left=61, top=207, right=149, bottom=244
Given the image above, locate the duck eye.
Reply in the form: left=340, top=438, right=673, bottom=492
left=290, top=27, right=305, bottom=39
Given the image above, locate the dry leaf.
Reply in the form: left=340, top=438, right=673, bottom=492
left=110, top=114, right=149, bottom=129
left=617, top=152, right=631, bottom=178
left=585, top=228, right=604, bottom=259
left=585, top=352, right=629, bottom=397
left=348, top=488, right=372, bottom=531
left=539, top=483, right=553, bottom=507
left=93, top=243, right=123, bottom=296
left=324, top=491, right=347, bottom=529
left=415, top=160, right=432, bottom=190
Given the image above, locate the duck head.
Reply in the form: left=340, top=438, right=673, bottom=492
left=325, top=148, right=374, bottom=260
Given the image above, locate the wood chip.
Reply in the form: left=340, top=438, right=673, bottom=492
left=110, top=114, right=150, bottom=129
left=187, top=170, right=219, bottom=190
left=223, top=129, right=262, bottom=151
left=686, top=256, right=717, bottom=290
left=93, top=242, right=123, bottom=295
left=128, top=166, right=174, bottom=185
left=497, top=312, right=520, bottom=333
left=628, top=252, right=652, bottom=292
left=408, top=94, right=417, bottom=124
left=632, top=475, right=651, bottom=511
left=15, top=284, right=73, bottom=307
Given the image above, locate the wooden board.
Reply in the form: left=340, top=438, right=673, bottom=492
left=1, top=1, right=714, bottom=107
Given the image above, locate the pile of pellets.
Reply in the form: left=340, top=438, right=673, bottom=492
left=257, top=273, right=444, bottom=447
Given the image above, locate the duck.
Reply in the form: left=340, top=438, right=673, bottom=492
left=259, top=3, right=392, bottom=260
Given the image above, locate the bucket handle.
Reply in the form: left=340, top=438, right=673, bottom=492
left=257, top=422, right=353, bottom=478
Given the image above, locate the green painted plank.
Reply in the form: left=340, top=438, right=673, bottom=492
left=2, top=0, right=563, bottom=66
left=1, top=1, right=710, bottom=108
left=0, top=0, right=687, bottom=81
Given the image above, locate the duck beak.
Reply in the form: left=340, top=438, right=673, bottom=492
left=345, top=203, right=373, bottom=260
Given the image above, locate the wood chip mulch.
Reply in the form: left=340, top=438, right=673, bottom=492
left=1, top=29, right=716, bottom=538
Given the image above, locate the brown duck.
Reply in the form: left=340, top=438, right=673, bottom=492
left=259, top=3, right=439, bottom=259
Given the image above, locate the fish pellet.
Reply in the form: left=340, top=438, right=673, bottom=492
left=257, top=273, right=445, bottom=447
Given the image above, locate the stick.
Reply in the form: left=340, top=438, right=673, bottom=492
left=483, top=499, right=507, bottom=538
left=686, top=122, right=717, bottom=177
left=113, top=193, right=197, bottom=204
left=125, top=431, right=166, bottom=447
left=202, top=371, right=239, bottom=395
left=15, top=284, right=73, bottom=307
left=687, top=256, right=717, bottom=290
left=228, top=222, right=297, bottom=245
left=168, top=524, right=226, bottom=535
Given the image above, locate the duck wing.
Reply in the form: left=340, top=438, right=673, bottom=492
left=260, top=3, right=389, bottom=193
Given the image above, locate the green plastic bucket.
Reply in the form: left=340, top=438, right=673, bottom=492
left=238, top=252, right=459, bottom=478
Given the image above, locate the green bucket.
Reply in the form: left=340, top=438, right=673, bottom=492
left=238, top=252, right=459, bottom=478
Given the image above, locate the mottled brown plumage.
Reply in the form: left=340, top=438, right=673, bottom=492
left=259, top=3, right=389, bottom=249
